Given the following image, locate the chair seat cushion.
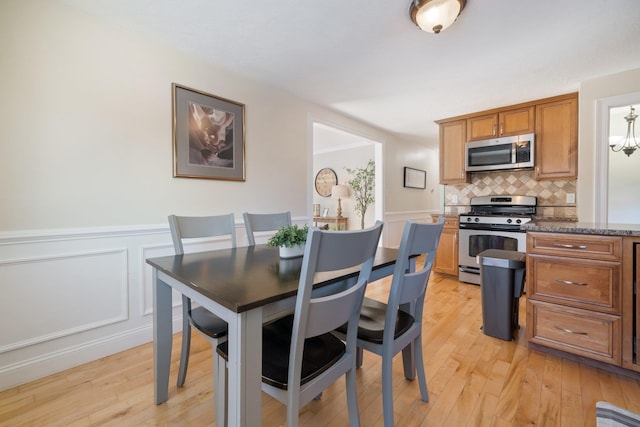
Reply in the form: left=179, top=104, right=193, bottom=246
left=217, top=315, right=345, bottom=390
left=190, top=306, right=228, bottom=339
left=339, top=297, right=414, bottom=344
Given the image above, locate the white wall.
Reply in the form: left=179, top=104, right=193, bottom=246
left=0, top=0, right=438, bottom=389
left=578, top=68, right=640, bottom=222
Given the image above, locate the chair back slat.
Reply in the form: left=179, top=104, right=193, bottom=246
left=243, top=212, right=292, bottom=246
left=168, top=214, right=237, bottom=254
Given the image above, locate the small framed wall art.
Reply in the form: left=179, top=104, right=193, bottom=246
left=172, top=83, right=245, bottom=181
left=403, top=167, right=426, bottom=189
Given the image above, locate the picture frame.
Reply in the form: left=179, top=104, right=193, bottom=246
left=172, top=83, right=245, bottom=181
left=403, top=167, right=426, bottom=189
left=321, top=208, right=329, bottom=217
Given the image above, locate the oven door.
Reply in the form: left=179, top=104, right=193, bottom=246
left=458, top=228, right=526, bottom=284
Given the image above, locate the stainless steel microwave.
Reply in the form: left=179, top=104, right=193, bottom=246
left=465, top=133, right=535, bottom=172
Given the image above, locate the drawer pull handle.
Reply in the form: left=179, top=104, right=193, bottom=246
left=555, top=279, right=587, bottom=286
left=555, top=326, right=588, bottom=335
left=553, top=243, right=588, bottom=249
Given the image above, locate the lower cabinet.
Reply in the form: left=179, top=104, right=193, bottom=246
left=622, top=237, right=640, bottom=372
left=526, top=232, right=623, bottom=367
left=433, top=216, right=459, bottom=276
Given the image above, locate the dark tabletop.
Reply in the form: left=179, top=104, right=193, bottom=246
left=146, top=245, right=399, bottom=313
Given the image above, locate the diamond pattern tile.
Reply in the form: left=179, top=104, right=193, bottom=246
left=444, top=170, right=577, bottom=219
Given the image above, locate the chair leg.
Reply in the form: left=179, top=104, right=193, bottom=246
left=177, top=295, right=192, bottom=387
left=356, top=346, right=364, bottom=368
left=346, top=367, right=360, bottom=427
left=381, top=350, right=395, bottom=427
left=414, top=337, right=429, bottom=402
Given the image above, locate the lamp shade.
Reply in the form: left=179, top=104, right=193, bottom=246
left=409, top=0, right=466, bottom=34
left=331, top=185, right=349, bottom=199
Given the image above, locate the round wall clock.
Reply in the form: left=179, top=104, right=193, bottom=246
left=315, top=168, right=338, bottom=197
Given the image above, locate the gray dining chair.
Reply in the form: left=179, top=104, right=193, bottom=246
left=168, top=213, right=236, bottom=427
left=335, top=217, right=444, bottom=427
left=243, top=211, right=292, bottom=246
left=217, top=221, right=384, bottom=427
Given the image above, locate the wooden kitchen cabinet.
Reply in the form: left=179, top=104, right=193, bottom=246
left=435, top=92, right=578, bottom=183
left=534, top=94, right=578, bottom=180
left=622, top=236, right=640, bottom=372
left=432, top=216, right=459, bottom=276
left=438, top=120, right=469, bottom=184
left=466, top=106, right=535, bottom=141
left=526, top=232, right=623, bottom=366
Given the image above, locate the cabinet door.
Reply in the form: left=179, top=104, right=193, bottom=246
left=467, top=114, right=497, bottom=141
left=535, top=96, right=578, bottom=180
left=499, top=106, right=535, bottom=136
left=433, top=223, right=458, bottom=276
left=622, top=237, right=640, bottom=372
left=439, top=120, right=469, bottom=184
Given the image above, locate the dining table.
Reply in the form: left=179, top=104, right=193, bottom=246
left=146, top=244, right=416, bottom=427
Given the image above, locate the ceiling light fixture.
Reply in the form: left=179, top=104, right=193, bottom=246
left=409, top=0, right=466, bottom=34
left=610, top=106, right=639, bottom=157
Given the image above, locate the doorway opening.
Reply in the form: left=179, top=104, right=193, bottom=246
left=595, top=91, right=640, bottom=223
left=309, top=120, right=383, bottom=234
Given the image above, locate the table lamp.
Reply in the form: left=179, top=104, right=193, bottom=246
left=331, top=185, right=349, bottom=218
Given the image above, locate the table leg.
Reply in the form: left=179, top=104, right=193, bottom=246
left=226, top=308, right=263, bottom=426
left=153, top=271, right=173, bottom=404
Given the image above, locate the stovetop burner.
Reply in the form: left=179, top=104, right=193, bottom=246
left=459, top=195, right=537, bottom=228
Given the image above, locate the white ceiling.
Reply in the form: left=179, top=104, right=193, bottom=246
left=61, top=0, right=640, bottom=147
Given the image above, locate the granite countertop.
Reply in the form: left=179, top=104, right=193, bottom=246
left=522, top=220, right=640, bottom=236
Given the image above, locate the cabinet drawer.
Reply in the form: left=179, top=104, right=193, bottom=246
left=528, top=255, right=621, bottom=313
left=527, top=232, right=621, bottom=261
left=527, top=300, right=621, bottom=365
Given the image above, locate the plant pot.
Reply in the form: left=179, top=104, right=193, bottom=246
left=279, top=244, right=305, bottom=259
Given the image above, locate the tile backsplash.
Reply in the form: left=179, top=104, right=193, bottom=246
left=444, top=170, right=577, bottom=220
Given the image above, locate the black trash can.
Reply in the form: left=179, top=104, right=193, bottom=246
left=477, top=249, right=526, bottom=341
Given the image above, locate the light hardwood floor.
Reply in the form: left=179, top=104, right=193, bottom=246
left=2, top=273, right=640, bottom=426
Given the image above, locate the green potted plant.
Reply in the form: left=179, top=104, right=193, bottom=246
left=346, top=159, right=375, bottom=229
left=266, top=224, right=309, bottom=258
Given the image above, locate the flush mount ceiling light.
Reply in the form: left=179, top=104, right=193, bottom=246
left=610, top=106, right=639, bottom=157
left=409, top=0, right=466, bottom=34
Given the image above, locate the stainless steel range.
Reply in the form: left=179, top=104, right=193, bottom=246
left=458, top=195, right=537, bottom=285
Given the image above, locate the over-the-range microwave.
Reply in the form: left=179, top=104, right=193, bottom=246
left=465, top=133, right=535, bottom=172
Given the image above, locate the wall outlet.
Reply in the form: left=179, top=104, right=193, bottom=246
left=452, top=194, right=458, bottom=204
left=566, top=193, right=576, bottom=203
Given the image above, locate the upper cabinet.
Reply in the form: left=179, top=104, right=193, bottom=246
left=467, top=106, right=535, bottom=141
left=535, top=95, right=578, bottom=180
left=439, top=119, right=469, bottom=184
left=436, top=93, right=578, bottom=184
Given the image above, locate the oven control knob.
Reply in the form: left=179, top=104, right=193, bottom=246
left=466, top=217, right=472, bottom=222
left=474, top=217, right=479, bottom=222
left=516, top=219, right=522, bottom=224
left=507, top=219, right=512, bottom=224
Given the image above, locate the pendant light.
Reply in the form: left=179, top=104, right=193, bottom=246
left=409, top=0, right=466, bottom=34
left=610, top=106, right=639, bottom=157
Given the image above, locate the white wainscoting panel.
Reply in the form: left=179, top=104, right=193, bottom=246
left=0, top=249, right=128, bottom=353
left=0, top=218, right=308, bottom=391
left=382, top=210, right=436, bottom=248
